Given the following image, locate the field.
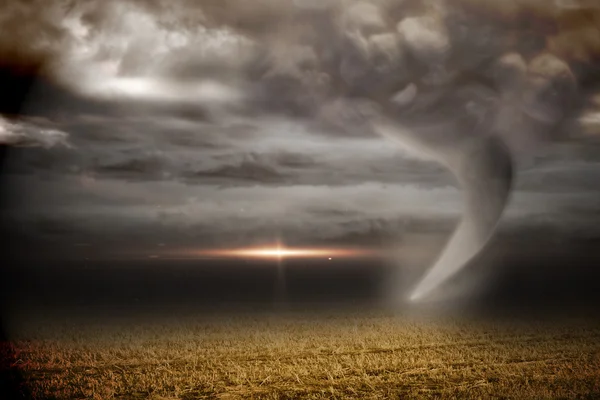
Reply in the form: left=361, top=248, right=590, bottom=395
left=3, top=308, right=600, bottom=399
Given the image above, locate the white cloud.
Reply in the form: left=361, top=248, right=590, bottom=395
left=0, top=117, right=69, bottom=148
left=58, top=2, right=251, bottom=107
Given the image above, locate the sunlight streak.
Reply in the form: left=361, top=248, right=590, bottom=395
left=189, top=246, right=375, bottom=259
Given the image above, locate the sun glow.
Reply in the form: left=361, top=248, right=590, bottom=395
left=190, top=246, right=374, bottom=259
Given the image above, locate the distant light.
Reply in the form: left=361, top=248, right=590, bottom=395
left=189, top=246, right=374, bottom=259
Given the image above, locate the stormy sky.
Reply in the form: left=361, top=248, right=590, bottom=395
left=1, top=0, right=600, bottom=309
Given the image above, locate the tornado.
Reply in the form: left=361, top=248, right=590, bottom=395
left=409, top=135, right=513, bottom=302
left=375, top=120, right=514, bottom=303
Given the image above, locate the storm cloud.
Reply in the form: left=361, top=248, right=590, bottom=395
left=1, top=0, right=600, bottom=301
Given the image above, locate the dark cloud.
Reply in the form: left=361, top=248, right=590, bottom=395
left=93, top=154, right=167, bottom=181
left=178, top=148, right=455, bottom=187
left=1, top=0, right=600, bottom=294
left=517, top=161, right=600, bottom=193
left=185, top=154, right=290, bottom=185
left=2, top=0, right=598, bottom=137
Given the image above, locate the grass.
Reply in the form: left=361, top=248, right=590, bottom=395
left=4, top=308, right=600, bottom=399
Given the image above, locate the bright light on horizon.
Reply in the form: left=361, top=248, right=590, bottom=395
left=189, top=246, right=376, bottom=259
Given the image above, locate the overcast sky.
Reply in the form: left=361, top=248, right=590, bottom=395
left=1, top=0, right=600, bottom=263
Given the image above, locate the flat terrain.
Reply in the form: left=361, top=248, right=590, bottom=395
left=4, top=309, right=600, bottom=399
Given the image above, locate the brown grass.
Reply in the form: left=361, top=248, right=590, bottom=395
left=5, top=311, right=600, bottom=399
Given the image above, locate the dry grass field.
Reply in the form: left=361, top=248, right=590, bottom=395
left=3, top=309, right=600, bottom=399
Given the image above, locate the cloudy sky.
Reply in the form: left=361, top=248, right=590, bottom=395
left=1, top=0, right=600, bottom=276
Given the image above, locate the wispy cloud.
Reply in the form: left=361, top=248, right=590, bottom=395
left=0, top=116, right=69, bottom=148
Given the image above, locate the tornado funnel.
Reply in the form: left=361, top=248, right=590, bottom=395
left=410, top=135, right=514, bottom=302
left=375, top=121, right=514, bottom=303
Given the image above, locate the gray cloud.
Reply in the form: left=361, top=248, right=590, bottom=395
left=184, top=153, right=291, bottom=185
left=4, top=168, right=595, bottom=257
left=1, top=0, right=600, bottom=284
left=0, top=116, right=69, bottom=148
left=3, top=0, right=598, bottom=139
